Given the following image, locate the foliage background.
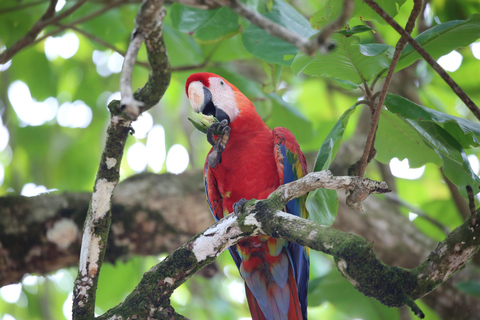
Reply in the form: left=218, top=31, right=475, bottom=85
left=1, top=0, right=480, bottom=319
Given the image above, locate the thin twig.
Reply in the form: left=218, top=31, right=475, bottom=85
left=357, top=0, right=422, bottom=177
left=0, top=0, right=88, bottom=64
left=364, top=0, right=480, bottom=121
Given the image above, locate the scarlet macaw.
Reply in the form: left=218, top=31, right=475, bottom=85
left=186, top=72, right=310, bottom=320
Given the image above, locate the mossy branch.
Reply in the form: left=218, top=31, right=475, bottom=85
left=72, top=0, right=171, bottom=319
left=97, top=171, right=479, bottom=319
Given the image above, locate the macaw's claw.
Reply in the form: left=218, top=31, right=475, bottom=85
left=207, top=120, right=230, bottom=168
left=206, top=119, right=229, bottom=146
left=233, top=198, right=249, bottom=214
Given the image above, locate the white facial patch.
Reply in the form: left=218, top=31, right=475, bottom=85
left=187, top=81, right=206, bottom=113
left=208, top=77, right=239, bottom=122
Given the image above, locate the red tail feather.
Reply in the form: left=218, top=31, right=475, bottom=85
left=244, top=263, right=303, bottom=320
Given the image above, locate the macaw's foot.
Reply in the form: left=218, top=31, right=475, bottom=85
left=207, top=120, right=230, bottom=168
left=233, top=198, right=248, bottom=214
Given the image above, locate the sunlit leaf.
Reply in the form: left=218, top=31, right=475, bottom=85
left=376, top=110, right=441, bottom=167
left=291, top=34, right=394, bottom=84
left=396, top=13, right=480, bottom=71
left=385, top=93, right=480, bottom=149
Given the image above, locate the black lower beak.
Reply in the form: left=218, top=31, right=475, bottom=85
left=200, top=87, right=230, bottom=124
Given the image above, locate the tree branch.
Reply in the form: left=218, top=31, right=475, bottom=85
left=0, top=0, right=87, bottom=64
left=32, top=0, right=132, bottom=46
left=363, top=0, right=480, bottom=121
left=355, top=0, right=422, bottom=177
left=72, top=0, right=171, bottom=318
left=95, top=170, right=480, bottom=319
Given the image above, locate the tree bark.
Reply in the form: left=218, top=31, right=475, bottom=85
left=1, top=170, right=479, bottom=319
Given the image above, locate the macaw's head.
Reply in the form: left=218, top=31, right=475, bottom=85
left=185, top=72, right=252, bottom=125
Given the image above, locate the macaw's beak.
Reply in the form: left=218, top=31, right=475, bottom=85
left=188, top=83, right=230, bottom=124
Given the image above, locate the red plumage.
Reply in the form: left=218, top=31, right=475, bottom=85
left=186, top=73, right=309, bottom=320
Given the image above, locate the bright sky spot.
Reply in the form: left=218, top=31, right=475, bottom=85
left=0, top=59, right=12, bottom=72
left=389, top=158, right=426, bottom=180
left=44, top=33, right=79, bottom=61
left=48, top=269, right=74, bottom=292
left=63, top=292, right=73, bottom=320
left=21, top=183, right=48, bottom=197
left=107, top=91, right=121, bottom=106
left=0, top=164, right=4, bottom=188
left=437, top=50, right=463, bottom=72
left=0, top=125, right=9, bottom=152
left=146, top=125, right=166, bottom=173
left=228, top=280, right=246, bottom=304
left=0, top=283, right=22, bottom=304
left=57, top=100, right=93, bottom=128
left=55, top=0, right=66, bottom=11
left=2, top=315, right=16, bottom=320
left=93, top=50, right=122, bottom=77
left=408, top=212, right=419, bottom=221
left=166, top=144, right=189, bottom=174
left=22, top=274, right=44, bottom=294
left=471, top=43, right=480, bottom=60
left=132, top=112, right=153, bottom=139
left=127, top=142, right=147, bottom=172
left=8, top=81, right=59, bottom=126
left=468, top=154, right=479, bottom=175
left=108, top=52, right=124, bottom=73
left=92, top=50, right=112, bottom=77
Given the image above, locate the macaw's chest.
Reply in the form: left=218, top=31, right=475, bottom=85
left=210, top=132, right=280, bottom=213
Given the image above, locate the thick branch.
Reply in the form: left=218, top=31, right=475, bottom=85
left=364, top=0, right=480, bottom=121
left=72, top=0, right=170, bottom=318
left=95, top=169, right=480, bottom=319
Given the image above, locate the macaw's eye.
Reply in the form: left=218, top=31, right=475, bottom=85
left=220, top=80, right=224, bottom=86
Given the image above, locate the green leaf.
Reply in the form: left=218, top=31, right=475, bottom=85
left=407, top=120, right=480, bottom=193
left=163, top=24, right=203, bottom=67
left=338, top=25, right=375, bottom=36
left=242, top=0, right=317, bottom=65
left=291, top=34, right=394, bottom=84
left=170, top=3, right=239, bottom=42
left=306, top=189, right=338, bottom=226
left=396, top=13, right=480, bottom=71
left=385, top=93, right=480, bottom=149
left=313, top=104, right=358, bottom=171
left=376, top=110, right=441, bottom=167
left=456, top=281, right=480, bottom=297
left=306, top=104, right=359, bottom=226
left=310, top=0, right=407, bottom=30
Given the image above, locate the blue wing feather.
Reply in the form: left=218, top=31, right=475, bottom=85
left=274, top=128, right=310, bottom=320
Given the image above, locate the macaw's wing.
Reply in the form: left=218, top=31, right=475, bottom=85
left=204, top=163, right=242, bottom=268
left=273, top=127, right=310, bottom=320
